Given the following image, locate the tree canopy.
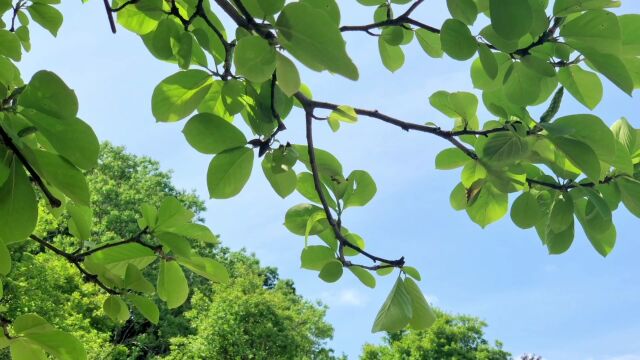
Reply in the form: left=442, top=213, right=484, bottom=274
left=1, top=143, right=340, bottom=359
left=1, top=0, right=640, bottom=357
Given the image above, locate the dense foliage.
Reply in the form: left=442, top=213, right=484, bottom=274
left=1, top=0, right=640, bottom=357
left=360, top=311, right=511, bottom=360
left=1, top=144, right=339, bottom=359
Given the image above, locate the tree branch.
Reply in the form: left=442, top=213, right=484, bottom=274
left=0, top=124, right=62, bottom=208
left=304, top=108, right=405, bottom=268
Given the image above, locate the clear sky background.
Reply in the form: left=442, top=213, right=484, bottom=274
left=18, top=1, right=640, bottom=359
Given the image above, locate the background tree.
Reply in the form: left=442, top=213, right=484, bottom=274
left=360, top=311, right=511, bottom=360
left=1, top=143, right=339, bottom=359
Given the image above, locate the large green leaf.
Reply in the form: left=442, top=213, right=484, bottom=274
left=234, top=35, right=276, bottom=83
left=21, top=109, right=99, bottom=170
left=151, top=70, right=213, bottom=122
left=276, top=53, right=301, bottom=96
left=554, top=0, right=621, bottom=16
left=29, top=150, right=90, bottom=206
left=371, top=277, right=413, bottom=333
left=27, top=3, right=62, bottom=36
left=177, top=256, right=229, bottom=284
left=489, top=0, right=532, bottom=40
left=124, top=263, right=155, bottom=294
left=207, top=147, right=254, bottom=199
left=557, top=66, right=603, bottom=110
left=0, top=241, right=10, bottom=275
left=115, top=0, right=163, bottom=35
left=318, top=260, right=343, bottom=283
left=157, top=260, right=189, bottom=309
left=0, top=155, right=38, bottom=243
left=548, top=136, right=601, bottom=181
left=618, top=176, right=640, bottom=218
left=343, top=170, right=376, bottom=208
left=560, top=10, right=621, bottom=54
left=611, top=117, right=636, bottom=154
left=504, top=62, right=543, bottom=106
left=284, top=203, right=329, bottom=236
left=480, top=131, right=529, bottom=164
left=466, top=182, right=508, bottom=228
left=182, top=113, right=247, bottom=154
left=276, top=2, right=358, bottom=80
left=103, top=295, right=130, bottom=323
left=20, top=70, right=78, bottom=120
left=511, top=191, right=543, bottom=229
left=546, top=114, right=616, bottom=161
left=440, top=19, right=477, bottom=61
left=447, top=0, right=477, bottom=25
left=435, top=148, right=469, bottom=170
left=581, top=48, right=634, bottom=95
left=300, top=245, right=335, bottom=270
left=404, top=277, right=436, bottom=330
left=415, top=29, right=443, bottom=58
left=378, top=37, right=404, bottom=72
left=262, top=153, right=297, bottom=198
left=127, top=295, right=160, bottom=324
left=349, top=267, right=376, bottom=288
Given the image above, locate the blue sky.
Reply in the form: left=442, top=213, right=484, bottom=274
left=18, top=1, right=640, bottom=359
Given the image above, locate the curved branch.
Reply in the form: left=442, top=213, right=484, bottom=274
left=304, top=108, right=405, bottom=268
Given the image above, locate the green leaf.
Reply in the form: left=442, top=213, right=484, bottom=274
left=504, top=62, right=543, bottom=106
left=29, top=150, right=90, bottom=205
left=489, top=0, right=532, bottom=40
left=611, top=117, right=636, bottom=154
left=329, top=105, right=357, bottom=127
left=549, top=193, right=574, bottom=233
left=461, top=161, right=487, bottom=187
left=557, top=66, right=603, bottom=110
left=415, top=29, right=443, bottom=58
left=85, top=243, right=156, bottom=276
left=521, top=55, right=556, bottom=78
left=124, top=263, right=155, bottom=294
left=0, top=241, right=10, bottom=275
left=554, top=0, right=620, bottom=16
left=21, top=330, right=87, bottom=360
left=581, top=48, right=634, bottom=95
left=304, top=211, right=327, bottom=244
left=0, top=155, right=38, bottom=243
left=276, top=53, right=301, bottom=96
left=115, top=0, right=162, bottom=35
left=127, top=295, right=160, bottom=324
left=620, top=14, right=640, bottom=56
left=545, top=114, right=616, bottom=161
left=103, top=295, right=130, bottom=323
left=549, top=136, right=601, bottom=181
left=183, top=113, right=247, bottom=154
left=300, top=245, right=335, bottom=270
left=28, top=3, right=62, bottom=37
left=284, top=203, right=329, bottom=236
left=447, top=0, right=477, bottom=25
left=381, top=26, right=404, bottom=46
left=376, top=267, right=394, bottom=276
left=151, top=70, right=213, bottom=122
left=466, top=183, right=508, bottom=228
left=435, top=148, right=469, bottom=170
left=21, top=110, right=99, bottom=170
left=155, top=197, right=194, bottom=231
left=276, top=2, right=358, bottom=80
left=404, top=277, right=436, bottom=330
left=510, top=192, right=543, bottom=229
left=349, top=267, right=376, bottom=288
left=293, top=145, right=343, bottom=178
left=450, top=182, right=467, bottom=211
left=343, top=170, right=377, bottom=208
left=220, top=79, right=245, bottom=115
left=296, top=172, right=337, bottom=208
left=178, top=256, right=229, bottom=284
left=157, top=260, right=189, bottom=309
left=173, top=31, right=193, bottom=70
left=561, top=10, right=621, bottom=54
left=378, top=37, right=404, bottom=72
left=618, top=176, right=640, bottom=218
left=0, top=30, right=21, bottom=61
left=20, top=70, right=78, bottom=120
left=234, top=35, right=276, bottom=83
left=477, top=44, right=498, bottom=79
left=546, top=219, right=575, bottom=254
left=371, top=277, right=412, bottom=333
left=207, top=147, right=254, bottom=199
left=262, top=153, right=297, bottom=198
left=318, top=260, right=343, bottom=283
left=402, top=266, right=421, bottom=281
left=67, top=202, right=92, bottom=241
left=440, top=19, right=478, bottom=61
left=10, top=338, right=47, bottom=360
left=480, top=131, right=529, bottom=164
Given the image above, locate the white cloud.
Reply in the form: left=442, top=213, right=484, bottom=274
left=321, top=289, right=369, bottom=307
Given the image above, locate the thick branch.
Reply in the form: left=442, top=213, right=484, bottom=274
left=0, top=124, right=62, bottom=208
